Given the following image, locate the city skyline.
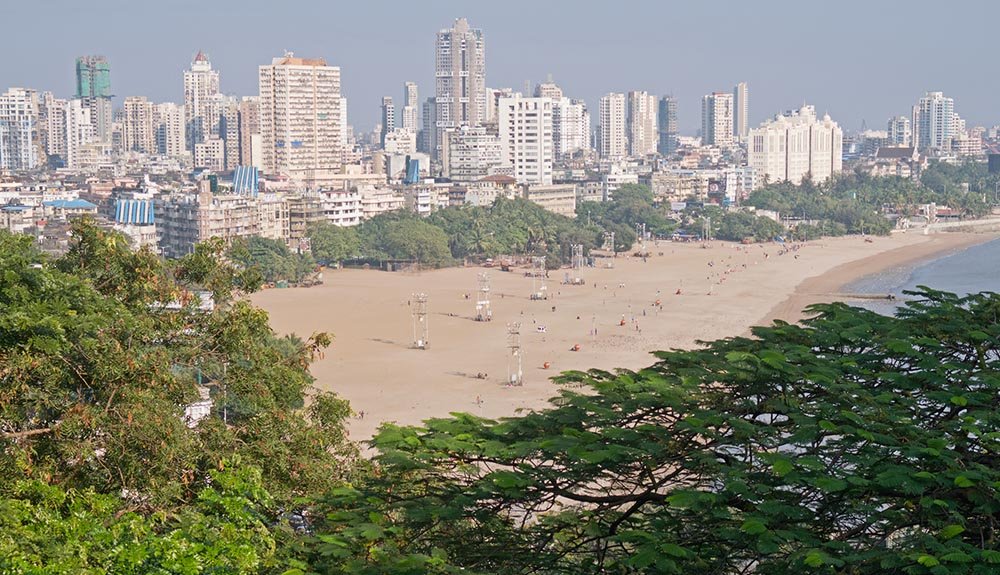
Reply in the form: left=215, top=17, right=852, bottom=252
left=1, top=0, right=997, bottom=134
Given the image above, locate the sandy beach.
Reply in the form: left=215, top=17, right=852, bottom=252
left=252, top=230, right=997, bottom=441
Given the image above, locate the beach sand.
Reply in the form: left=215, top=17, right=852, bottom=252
left=252, top=230, right=996, bottom=441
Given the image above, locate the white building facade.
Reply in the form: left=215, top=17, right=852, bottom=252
left=499, top=95, right=554, bottom=186
left=748, top=105, right=843, bottom=186
left=258, top=54, right=343, bottom=184
left=599, top=93, right=627, bottom=159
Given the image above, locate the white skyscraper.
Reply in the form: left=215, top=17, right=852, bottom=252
left=401, top=82, right=418, bottom=133
left=702, top=92, right=734, bottom=147
left=733, top=82, right=749, bottom=142
left=499, top=95, right=553, bottom=185
left=184, top=51, right=222, bottom=150
left=887, top=115, right=911, bottom=147
left=553, top=98, right=591, bottom=158
left=748, top=105, right=843, bottom=186
left=0, top=88, right=40, bottom=171
left=258, top=53, right=343, bottom=182
left=434, top=18, right=486, bottom=159
left=154, top=102, right=186, bottom=158
left=599, top=93, right=627, bottom=158
left=915, top=91, right=955, bottom=151
left=64, top=98, right=96, bottom=169
left=380, top=96, right=395, bottom=146
left=627, top=90, right=657, bottom=157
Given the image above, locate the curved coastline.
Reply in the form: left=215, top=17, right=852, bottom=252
left=756, top=231, right=1000, bottom=328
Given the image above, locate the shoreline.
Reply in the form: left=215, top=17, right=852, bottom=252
left=253, top=230, right=1000, bottom=441
left=756, top=231, right=999, bottom=327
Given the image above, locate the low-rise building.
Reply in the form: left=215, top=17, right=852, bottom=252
left=523, top=183, right=576, bottom=217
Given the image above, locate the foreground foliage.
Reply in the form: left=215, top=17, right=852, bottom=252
left=4, top=220, right=1000, bottom=573
left=1, top=224, right=356, bottom=507
left=318, top=288, right=1000, bottom=574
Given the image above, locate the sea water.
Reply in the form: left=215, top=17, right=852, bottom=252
left=843, top=236, right=1000, bottom=315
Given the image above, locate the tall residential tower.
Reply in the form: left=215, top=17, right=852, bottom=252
left=434, top=18, right=486, bottom=159
left=258, top=53, right=343, bottom=183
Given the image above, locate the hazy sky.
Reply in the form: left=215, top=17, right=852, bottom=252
left=2, top=0, right=997, bottom=134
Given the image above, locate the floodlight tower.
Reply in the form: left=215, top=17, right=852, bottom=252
left=475, top=272, right=492, bottom=321
left=411, top=292, right=429, bottom=349
left=530, top=256, right=547, bottom=300
left=506, top=322, right=523, bottom=386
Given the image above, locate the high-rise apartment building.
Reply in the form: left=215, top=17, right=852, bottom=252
left=702, top=92, right=734, bottom=147
left=380, top=96, right=395, bottom=146
left=419, top=97, right=437, bottom=155
left=0, top=88, right=40, bottom=171
left=499, top=95, right=554, bottom=185
left=552, top=98, right=590, bottom=158
left=221, top=97, right=241, bottom=170
left=748, top=105, right=842, bottom=186
left=434, top=18, right=486, bottom=159
left=75, top=55, right=113, bottom=144
left=184, top=51, right=222, bottom=150
left=40, top=93, right=67, bottom=162
left=657, top=96, right=678, bottom=155
left=599, top=93, right=627, bottom=159
left=401, top=82, right=418, bottom=133
left=258, top=53, right=343, bottom=182
left=122, top=96, right=156, bottom=154
left=442, top=125, right=503, bottom=181
left=238, top=97, right=261, bottom=168
left=64, top=98, right=96, bottom=169
left=733, top=82, right=749, bottom=142
left=887, top=115, right=911, bottom=147
left=154, top=102, right=186, bottom=158
left=627, top=90, right=657, bottom=157
left=914, top=91, right=955, bottom=151
left=76, top=56, right=112, bottom=99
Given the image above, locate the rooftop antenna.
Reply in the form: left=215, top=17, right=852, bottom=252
left=411, top=292, right=428, bottom=349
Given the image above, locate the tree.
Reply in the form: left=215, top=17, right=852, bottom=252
left=228, top=235, right=316, bottom=284
left=308, top=221, right=361, bottom=265
left=1, top=223, right=356, bottom=507
left=314, top=288, right=1000, bottom=574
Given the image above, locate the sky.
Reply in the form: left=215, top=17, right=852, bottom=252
left=2, top=0, right=997, bottom=134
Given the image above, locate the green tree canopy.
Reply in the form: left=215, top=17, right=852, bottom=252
left=308, top=220, right=361, bottom=265
left=0, top=223, right=355, bottom=508
left=312, top=288, right=1000, bottom=574
left=228, top=235, right=316, bottom=284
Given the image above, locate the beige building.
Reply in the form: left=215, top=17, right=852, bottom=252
left=123, top=96, right=156, bottom=154
left=154, top=102, right=186, bottom=158
left=258, top=54, right=343, bottom=185
left=748, top=105, right=843, bottom=186
left=238, top=96, right=261, bottom=168
left=434, top=18, right=487, bottom=158
left=523, top=183, right=576, bottom=217
left=627, top=91, right=657, bottom=157
left=442, top=126, right=503, bottom=181
left=701, top=92, right=734, bottom=148
left=156, top=191, right=289, bottom=258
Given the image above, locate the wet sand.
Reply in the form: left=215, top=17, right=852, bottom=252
left=252, top=231, right=997, bottom=441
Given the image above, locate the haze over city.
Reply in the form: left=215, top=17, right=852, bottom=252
left=2, top=0, right=998, bottom=131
